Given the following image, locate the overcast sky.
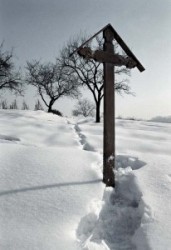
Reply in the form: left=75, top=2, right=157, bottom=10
left=0, top=0, right=171, bottom=119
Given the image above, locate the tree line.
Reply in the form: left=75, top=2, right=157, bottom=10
left=0, top=34, right=131, bottom=122
left=0, top=99, right=43, bottom=111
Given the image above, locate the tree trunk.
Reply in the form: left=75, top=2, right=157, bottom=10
left=48, top=106, right=52, bottom=113
left=95, top=100, right=101, bottom=123
left=47, top=100, right=54, bottom=113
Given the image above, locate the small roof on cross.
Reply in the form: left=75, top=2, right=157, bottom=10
left=70, top=23, right=145, bottom=72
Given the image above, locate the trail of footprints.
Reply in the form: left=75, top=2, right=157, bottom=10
left=69, top=120, right=148, bottom=250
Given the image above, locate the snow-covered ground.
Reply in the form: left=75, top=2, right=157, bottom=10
left=0, top=110, right=171, bottom=250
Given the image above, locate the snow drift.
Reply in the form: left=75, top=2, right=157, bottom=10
left=0, top=110, right=171, bottom=250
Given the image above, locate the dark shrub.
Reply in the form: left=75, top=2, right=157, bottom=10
left=50, top=109, right=63, bottom=117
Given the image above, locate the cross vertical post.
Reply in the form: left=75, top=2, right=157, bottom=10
left=73, top=24, right=145, bottom=188
left=103, top=27, right=115, bottom=187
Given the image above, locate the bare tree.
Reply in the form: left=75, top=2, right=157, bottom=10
left=34, top=99, right=43, bottom=111
left=26, top=60, right=80, bottom=113
left=0, top=43, right=23, bottom=95
left=1, top=100, right=8, bottom=109
left=9, top=99, right=18, bottom=109
left=59, top=35, right=131, bottom=122
left=72, top=98, right=95, bottom=117
left=22, top=100, right=29, bottom=110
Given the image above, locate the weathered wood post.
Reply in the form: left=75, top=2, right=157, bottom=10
left=70, top=24, right=145, bottom=188
left=103, top=27, right=115, bottom=187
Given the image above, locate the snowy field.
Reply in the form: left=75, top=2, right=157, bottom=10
left=0, top=110, right=171, bottom=250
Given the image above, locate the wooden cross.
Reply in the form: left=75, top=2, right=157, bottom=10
left=71, top=24, right=145, bottom=187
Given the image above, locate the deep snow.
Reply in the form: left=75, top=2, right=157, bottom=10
left=0, top=110, right=171, bottom=250
left=76, top=118, right=171, bottom=250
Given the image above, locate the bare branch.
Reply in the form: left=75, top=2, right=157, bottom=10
left=58, top=34, right=131, bottom=122
left=0, top=43, right=23, bottom=95
left=26, top=60, right=80, bottom=112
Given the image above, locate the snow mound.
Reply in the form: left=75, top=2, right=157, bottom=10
left=77, top=167, right=149, bottom=250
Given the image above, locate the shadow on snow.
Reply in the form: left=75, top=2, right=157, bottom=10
left=0, top=179, right=102, bottom=197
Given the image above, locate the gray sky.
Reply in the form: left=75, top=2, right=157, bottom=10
left=0, top=0, right=171, bottom=119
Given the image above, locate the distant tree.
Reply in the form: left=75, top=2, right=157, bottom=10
left=9, top=99, right=18, bottom=109
left=59, top=35, right=131, bottom=122
left=34, top=99, right=43, bottom=111
left=1, top=100, right=8, bottom=109
left=26, top=60, right=80, bottom=113
left=72, top=109, right=80, bottom=117
left=22, top=100, right=29, bottom=110
left=0, top=43, right=23, bottom=95
left=72, top=98, right=95, bottom=117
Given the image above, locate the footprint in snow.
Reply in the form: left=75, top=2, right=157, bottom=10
left=0, top=134, right=20, bottom=143
left=116, top=155, right=146, bottom=170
